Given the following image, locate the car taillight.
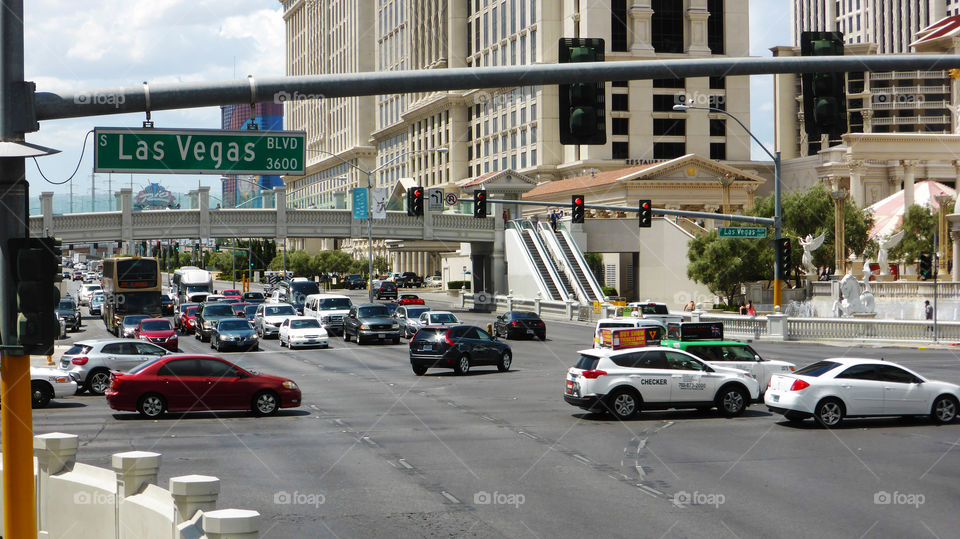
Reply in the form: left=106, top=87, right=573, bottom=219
left=110, top=374, right=122, bottom=390
left=581, top=370, right=607, bottom=379
left=444, top=330, right=455, bottom=346
left=71, top=356, right=88, bottom=365
left=789, top=379, right=810, bottom=391
left=511, top=321, right=519, bottom=327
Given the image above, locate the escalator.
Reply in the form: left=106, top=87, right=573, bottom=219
left=519, top=230, right=563, bottom=300
left=552, top=229, right=604, bottom=303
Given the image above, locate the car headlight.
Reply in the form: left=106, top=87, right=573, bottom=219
left=222, top=335, right=235, bottom=341
left=282, top=381, right=298, bottom=390
left=391, top=323, right=399, bottom=329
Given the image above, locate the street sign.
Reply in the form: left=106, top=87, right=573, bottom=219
left=352, top=188, right=368, bottom=220
left=427, top=188, right=444, bottom=211
left=94, top=127, right=306, bottom=175
left=718, top=227, right=767, bottom=238
left=445, top=192, right=459, bottom=206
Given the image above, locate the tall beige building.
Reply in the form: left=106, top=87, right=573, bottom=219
left=280, top=0, right=753, bottom=275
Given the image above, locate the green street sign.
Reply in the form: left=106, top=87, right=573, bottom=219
left=94, top=127, right=306, bottom=175
left=718, top=227, right=767, bottom=238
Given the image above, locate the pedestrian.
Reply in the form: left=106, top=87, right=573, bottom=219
left=747, top=301, right=756, bottom=316
left=925, top=300, right=933, bottom=320
left=684, top=300, right=696, bottom=312
left=549, top=210, right=558, bottom=232
left=738, top=302, right=747, bottom=315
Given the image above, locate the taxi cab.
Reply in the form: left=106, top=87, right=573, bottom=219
left=661, top=322, right=795, bottom=397
left=564, top=326, right=760, bottom=419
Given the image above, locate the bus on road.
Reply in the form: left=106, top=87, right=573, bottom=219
left=101, top=257, right=162, bottom=335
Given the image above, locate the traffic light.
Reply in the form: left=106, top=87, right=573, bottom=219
left=9, top=237, right=61, bottom=355
left=638, top=199, right=652, bottom=228
left=774, top=238, right=792, bottom=280
left=174, top=242, right=179, bottom=255
left=406, top=186, right=424, bottom=217
left=571, top=195, right=585, bottom=224
left=558, top=38, right=606, bottom=145
left=473, top=190, right=487, bottom=218
left=919, top=251, right=933, bottom=280
left=800, top=32, right=847, bottom=142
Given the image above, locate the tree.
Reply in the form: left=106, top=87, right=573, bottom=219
left=584, top=252, right=603, bottom=282
left=686, top=230, right=773, bottom=305
left=373, top=255, right=390, bottom=275
left=287, top=250, right=313, bottom=277
left=889, top=204, right=938, bottom=265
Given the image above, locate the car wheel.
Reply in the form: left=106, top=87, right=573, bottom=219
left=931, top=394, right=958, bottom=424
left=784, top=411, right=807, bottom=423
left=497, top=351, right=512, bottom=372
left=86, top=369, right=112, bottom=396
left=250, top=345, right=259, bottom=352
left=411, top=364, right=428, bottom=376
left=814, top=398, right=845, bottom=428
left=137, top=393, right=166, bottom=418
left=252, top=390, right=279, bottom=416
left=31, top=381, right=53, bottom=409
left=717, top=385, right=748, bottom=417
left=279, top=337, right=285, bottom=347
left=343, top=330, right=351, bottom=342
left=604, top=388, right=640, bottom=420
left=454, top=354, right=471, bottom=375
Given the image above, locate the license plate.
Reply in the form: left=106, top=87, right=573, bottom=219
left=771, top=393, right=780, bottom=402
left=378, top=333, right=385, bottom=339
left=422, top=344, right=433, bottom=351
left=526, top=329, right=534, bottom=335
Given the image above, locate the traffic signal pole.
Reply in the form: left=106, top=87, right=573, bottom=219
left=0, top=1, right=38, bottom=537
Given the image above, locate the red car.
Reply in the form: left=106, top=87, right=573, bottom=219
left=394, top=294, right=425, bottom=306
left=231, top=302, right=252, bottom=317
left=178, top=306, right=199, bottom=334
left=135, top=319, right=179, bottom=352
left=105, top=354, right=301, bottom=418
left=222, top=289, right=242, bottom=300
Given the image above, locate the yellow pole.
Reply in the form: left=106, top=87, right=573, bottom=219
left=773, top=279, right=782, bottom=310
left=1, top=353, right=37, bottom=539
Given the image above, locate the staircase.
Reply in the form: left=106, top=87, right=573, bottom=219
left=520, top=230, right=563, bottom=300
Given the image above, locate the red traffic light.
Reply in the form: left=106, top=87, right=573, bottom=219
left=642, top=202, right=650, bottom=209
left=414, top=189, right=422, bottom=197
left=477, top=192, right=485, bottom=200
left=575, top=198, right=583, bottom=205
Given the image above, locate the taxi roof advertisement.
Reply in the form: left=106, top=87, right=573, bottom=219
left=600, top=327, right=663, bottom=350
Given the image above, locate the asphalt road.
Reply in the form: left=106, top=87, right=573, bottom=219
left=33, top=280, right=960, bottom=538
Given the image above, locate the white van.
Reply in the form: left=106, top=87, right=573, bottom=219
left=592, top=318, right=666, bottom=349
left=303, top=293, right=353, bottom=335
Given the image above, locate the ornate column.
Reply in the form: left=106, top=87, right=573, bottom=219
left=846, top=159, right=867, bottom=207
left=831, top=187, right=849, bottom=274
left=745, top=184, right=759, bottom=210
left=861, top=109, right=873, bottom=133
left=703, top=204, right=721, bottom=229
left=952, top=229, right=960, bottom=281
left=901, top=160, right=918, bottom=209
left=628, top=1, right=655, bottom=55
left=717, top=173, right=735, bottom=214
left=936, top=193, right=952, bottom=274
left=686, top=0, right=711, bottom=55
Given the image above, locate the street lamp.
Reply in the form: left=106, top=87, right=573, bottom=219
left=306, top=147, right=449, bottom=302
left=673, top=103, right=784, bottom=309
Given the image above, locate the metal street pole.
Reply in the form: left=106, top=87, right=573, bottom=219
left=674, top=104, right=784, bottom=310
left=0, top=1, right=38, bottom=537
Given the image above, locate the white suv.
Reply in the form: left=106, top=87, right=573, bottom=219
left=563, top=346, right=760, bottom=420
left=303, top=294, right=353, bottom=335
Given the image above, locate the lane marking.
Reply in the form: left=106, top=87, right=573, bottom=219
left=520, top=431, right=538, bottom=440
left=573, top=454, right=591, bottom=464
left=398, top=458, right=414, bottom=469
left=441, top=491, right=461, bottom=504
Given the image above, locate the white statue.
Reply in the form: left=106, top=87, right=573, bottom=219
left=839, top=270, right=876, bottom=316
left=876, top=230, right=905, bottom=275
left=798, top=232, right=826, bottom=274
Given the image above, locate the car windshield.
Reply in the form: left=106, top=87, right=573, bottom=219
left=140, top=320, right=171, bottom=331
left=794, top=360, right=842, bottom=377
left=244, top=293, right=264, bottom=300
left=380, top=282, right=396, bottom=289
left=123, top=316, right=150, bottom=327
left=202, top=304, right=235, bottom=316
left=92, top=292, right=104, bottom=299
left=405, top=307, right=430, bottom=317
left=244, top=305, right=259, bottom=315
left=430, top=313, right=458, bottom=323
left=184, top=306, right=198, bottom=315
left=358, top=305, right=390, bottom=317
left=318, top=298, right=352, bottom=310
left=265, top=305, right=297, bottom=316
left=65, top=344, right=92, bottom=355
left=511, top=311, right=540, bottom=319
left=186, top=286, right=208, bottom=293
left=218, top=320, right=251, bottom=331
left=290, top=319, right=321, bottom=329
left=58, top=300, right=76, bottom=309
left=223, top=290, right=240, bottom=295
left=412, top=328, right=446, bottom=342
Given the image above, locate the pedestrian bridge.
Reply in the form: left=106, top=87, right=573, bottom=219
left=30, top=187, right=495, bottom=244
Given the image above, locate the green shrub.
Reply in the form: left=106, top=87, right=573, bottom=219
left=447, top=280, right=472, bottom=290
left=601, top=286, right=618, bottom=296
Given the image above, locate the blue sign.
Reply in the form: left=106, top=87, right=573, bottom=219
left=352, top=188, right=368, bottom=220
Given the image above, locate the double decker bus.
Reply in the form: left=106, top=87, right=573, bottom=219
left=101, top=257, right=162, bottom=335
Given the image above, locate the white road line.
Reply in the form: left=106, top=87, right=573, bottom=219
left=520, top=432, right=538, bottom=440
left=573, top=454, right=591, bottom=464
left=398, top=459, right=413, bottom=469
left=441, top=491, right=461, bottom=504
left=636, top=485, right=661, bottom=497
left=480, top=416, right=496, bottom=422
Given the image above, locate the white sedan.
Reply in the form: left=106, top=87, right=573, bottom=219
left=765, top=357, right=960, bottom=427
left=278, top=316, right=329, bottom=349
left=30, top=367, right=78, bottom=408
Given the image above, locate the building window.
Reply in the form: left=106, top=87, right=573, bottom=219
left=653, top=118, right=685, bottom=136
left=707, top=0, right=724, bottom=54
left=612, top=80, right=629, bottom=87
left=653, top=142, right=685, bottom=159
left=652, top=0, right=683, bottom=53
left=653, top=78, right=685, bottom=88
left=710, top=142, right=726, bottom=160
left=612, top=117, right=629, bottom=135
left=709, top=76, right=725, bottom=89
left=612, top=93, right=629, bottom=111
left=652, top=94, right=680, bottom=112
left=611, top=0, right=628, bottom=52
left=709, top=119, right=726, bottom=137
left=612, top=141, right=629, bottom=159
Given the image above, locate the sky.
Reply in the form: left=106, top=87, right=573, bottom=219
left=24, top=0, right=791, bottom=201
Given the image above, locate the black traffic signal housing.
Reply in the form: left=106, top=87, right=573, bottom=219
left=8, top=238, right=61, bottom=355
left=919, top=251, right=933, bottom=280
left=406, top=186, right=424, bottom=217
left=800, top=32, right=847, bottom=142
left=473, top=190, right=487, bottom=218
left=638, top=199, right=652, bottom=228
left=774, top=238, right=792, bottom=280
left=558, top=38, right=606, bottom=145
left=571, top=195, right=585, bottom=224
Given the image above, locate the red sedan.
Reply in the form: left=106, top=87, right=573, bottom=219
left=394, top=294, right=425, bottom=306
left=178, top=306, right=199, bottom=334
left=135, top=319, right=179, bottom=352
left=222, top=289, right=242, bottom=299
left=105, top=354, right=301, bottom=418
left=231, top=302, right=252, bottom=317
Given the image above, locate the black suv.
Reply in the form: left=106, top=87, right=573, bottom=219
left=195, top=302, right=241, bottom=342
left=343, top=303, right=401, bottom=344
left=344, top=274, right=366, bottom=290
left=374, top=280, right=398, bottom=300
left=398, top=272, right=422, bottom=288
left=409, top=325, right=512, bottom=376
left=56, top=297, right=82, bottom=332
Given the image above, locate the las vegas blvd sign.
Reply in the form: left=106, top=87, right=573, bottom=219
left=94, top=127, right=306, bottom=175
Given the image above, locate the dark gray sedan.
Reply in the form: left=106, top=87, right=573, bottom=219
left=343, top=304, right=401, bottom=345
left=210, top=318, right=260, bottom=352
